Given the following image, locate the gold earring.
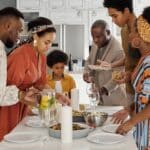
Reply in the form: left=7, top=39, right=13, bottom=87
left=33, top=39, right=37, bottom=47
left=132, top=38, right=141, bottom=48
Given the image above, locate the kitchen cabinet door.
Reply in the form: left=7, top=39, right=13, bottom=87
left=89, top=0, right=103, bottom=9
left=49, top=10, right=85, bottom=24
left=17, top=0, right=40, bottom=11
left=0, top=0, right=16, bottom=10
left=49, top=0, right=65, bottom=9
left=68, top=0, right=84, bottom=9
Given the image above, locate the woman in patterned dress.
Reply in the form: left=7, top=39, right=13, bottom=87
left=116, top=7, right=150, bottom=150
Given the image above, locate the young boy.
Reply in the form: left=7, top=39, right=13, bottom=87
left=47, top=50, right=76, bottom=96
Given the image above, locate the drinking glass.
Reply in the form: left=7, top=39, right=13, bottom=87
left=86, top=83, right=99, bottom=110
left=39, top=90, right=57, bottom=127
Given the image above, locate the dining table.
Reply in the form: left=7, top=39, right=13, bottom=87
left=0, top=106, right=138, bottom=150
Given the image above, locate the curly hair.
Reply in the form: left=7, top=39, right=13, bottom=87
left=142, top=7, right=150, bottom=24
left=47, top=50, right=68, bottom=67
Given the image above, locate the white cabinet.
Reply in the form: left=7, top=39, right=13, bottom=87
left=88, top=0, right=104, bottom=9
left=48, top=0, right=87, bottom=24
left=68, top=0, right=84, bottom=9
left=49, top=0, right=65, bottom=9
left=49, top=0, right=85, bottom=10
left=17, top=0, right=40, bottom=11
left=49, top=9, right=86, bottom=24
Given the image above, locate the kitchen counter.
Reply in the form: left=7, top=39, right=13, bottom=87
left=0, top=106, right=137, bottom=150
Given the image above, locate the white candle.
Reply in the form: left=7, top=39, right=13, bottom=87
left=71, top=88, right=79, bottom=111
left=61, top=106, right=72, bottom=143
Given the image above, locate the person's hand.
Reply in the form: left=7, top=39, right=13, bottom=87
left=99, top=87, right=108, bottom=96
left=19, top=88, right=40, bottom=106
left=83, top=73, right=93, bottom=83
left=83, top=73, right=90, bottom=83
left=116, top=120, right=134, bottom=135
left=55, top=93, right=71, bottom=106
left=111, top=108, right=129, bottom=124
left=113, top=71, right=131, bottom=84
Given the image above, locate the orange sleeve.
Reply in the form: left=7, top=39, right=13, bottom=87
left=7, top=47, right=29, bottom=88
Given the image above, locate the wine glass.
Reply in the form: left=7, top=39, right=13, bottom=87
left=86, top=83, right=99, bottom=110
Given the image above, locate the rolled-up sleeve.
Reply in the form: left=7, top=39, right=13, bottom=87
left=0, top=41, right=19, bottom=106
left=0, top=86, right=19, bottom=106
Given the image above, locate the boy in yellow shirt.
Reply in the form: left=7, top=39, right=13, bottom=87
left=47, top=50, right=76, bottom=97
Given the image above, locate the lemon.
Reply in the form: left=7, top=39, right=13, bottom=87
left=40, top=95, right=50, bottom=109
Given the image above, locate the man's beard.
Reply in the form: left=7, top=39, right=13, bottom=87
left=4, top=39, right=14, bottom=48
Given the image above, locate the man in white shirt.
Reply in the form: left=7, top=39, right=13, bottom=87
left=0, top=7, right=36, bottom=106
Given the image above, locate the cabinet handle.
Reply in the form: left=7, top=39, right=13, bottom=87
left=77, top=10, right=82, bottom=17
left=92, top=11, right=96, bottom=16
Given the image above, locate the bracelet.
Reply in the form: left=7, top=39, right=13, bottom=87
left=18, top=91, right=25, bottom=100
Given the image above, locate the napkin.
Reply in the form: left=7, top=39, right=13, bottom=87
left=71, top=88, right=79, bottom=111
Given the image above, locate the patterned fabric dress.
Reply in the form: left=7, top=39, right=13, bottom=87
left=132, top=54, right=150, bottom=150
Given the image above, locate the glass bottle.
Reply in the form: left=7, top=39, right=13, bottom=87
left=68, top=54, right=73, bottom=71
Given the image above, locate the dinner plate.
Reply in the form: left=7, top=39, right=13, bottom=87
left=102, top=124, right=119, bottom=133
left=25, top=116, right=44, bottom=128
left=25, top=120, right=44, bottom=128
left=4, top=132, right=41, bottom=144
left=88, top=65, right=111, bottom=71
left=87, top=132, right=125, bottom=144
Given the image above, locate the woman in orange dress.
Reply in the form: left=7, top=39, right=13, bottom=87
left=0, top=17, right=56, bottom=140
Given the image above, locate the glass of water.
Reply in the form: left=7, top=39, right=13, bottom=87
left=86, top=83, right=99, bottom=110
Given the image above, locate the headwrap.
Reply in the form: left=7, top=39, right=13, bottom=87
left=137, top=15, right=150, bottom=43
left=29, top=24, right=55, bottom=34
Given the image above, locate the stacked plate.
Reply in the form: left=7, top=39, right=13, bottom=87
left=4, top=132, right=41, bottom=144
left=25, top=116, right=44, bottom=128
left=87, top=132, right=125, bottom=144
left=102, top=124, right=119, bottom=133
left=88, top=65, right=111, bottom=71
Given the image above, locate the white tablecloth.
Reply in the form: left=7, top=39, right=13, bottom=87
left=0, top=106, right=138, bottom=150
